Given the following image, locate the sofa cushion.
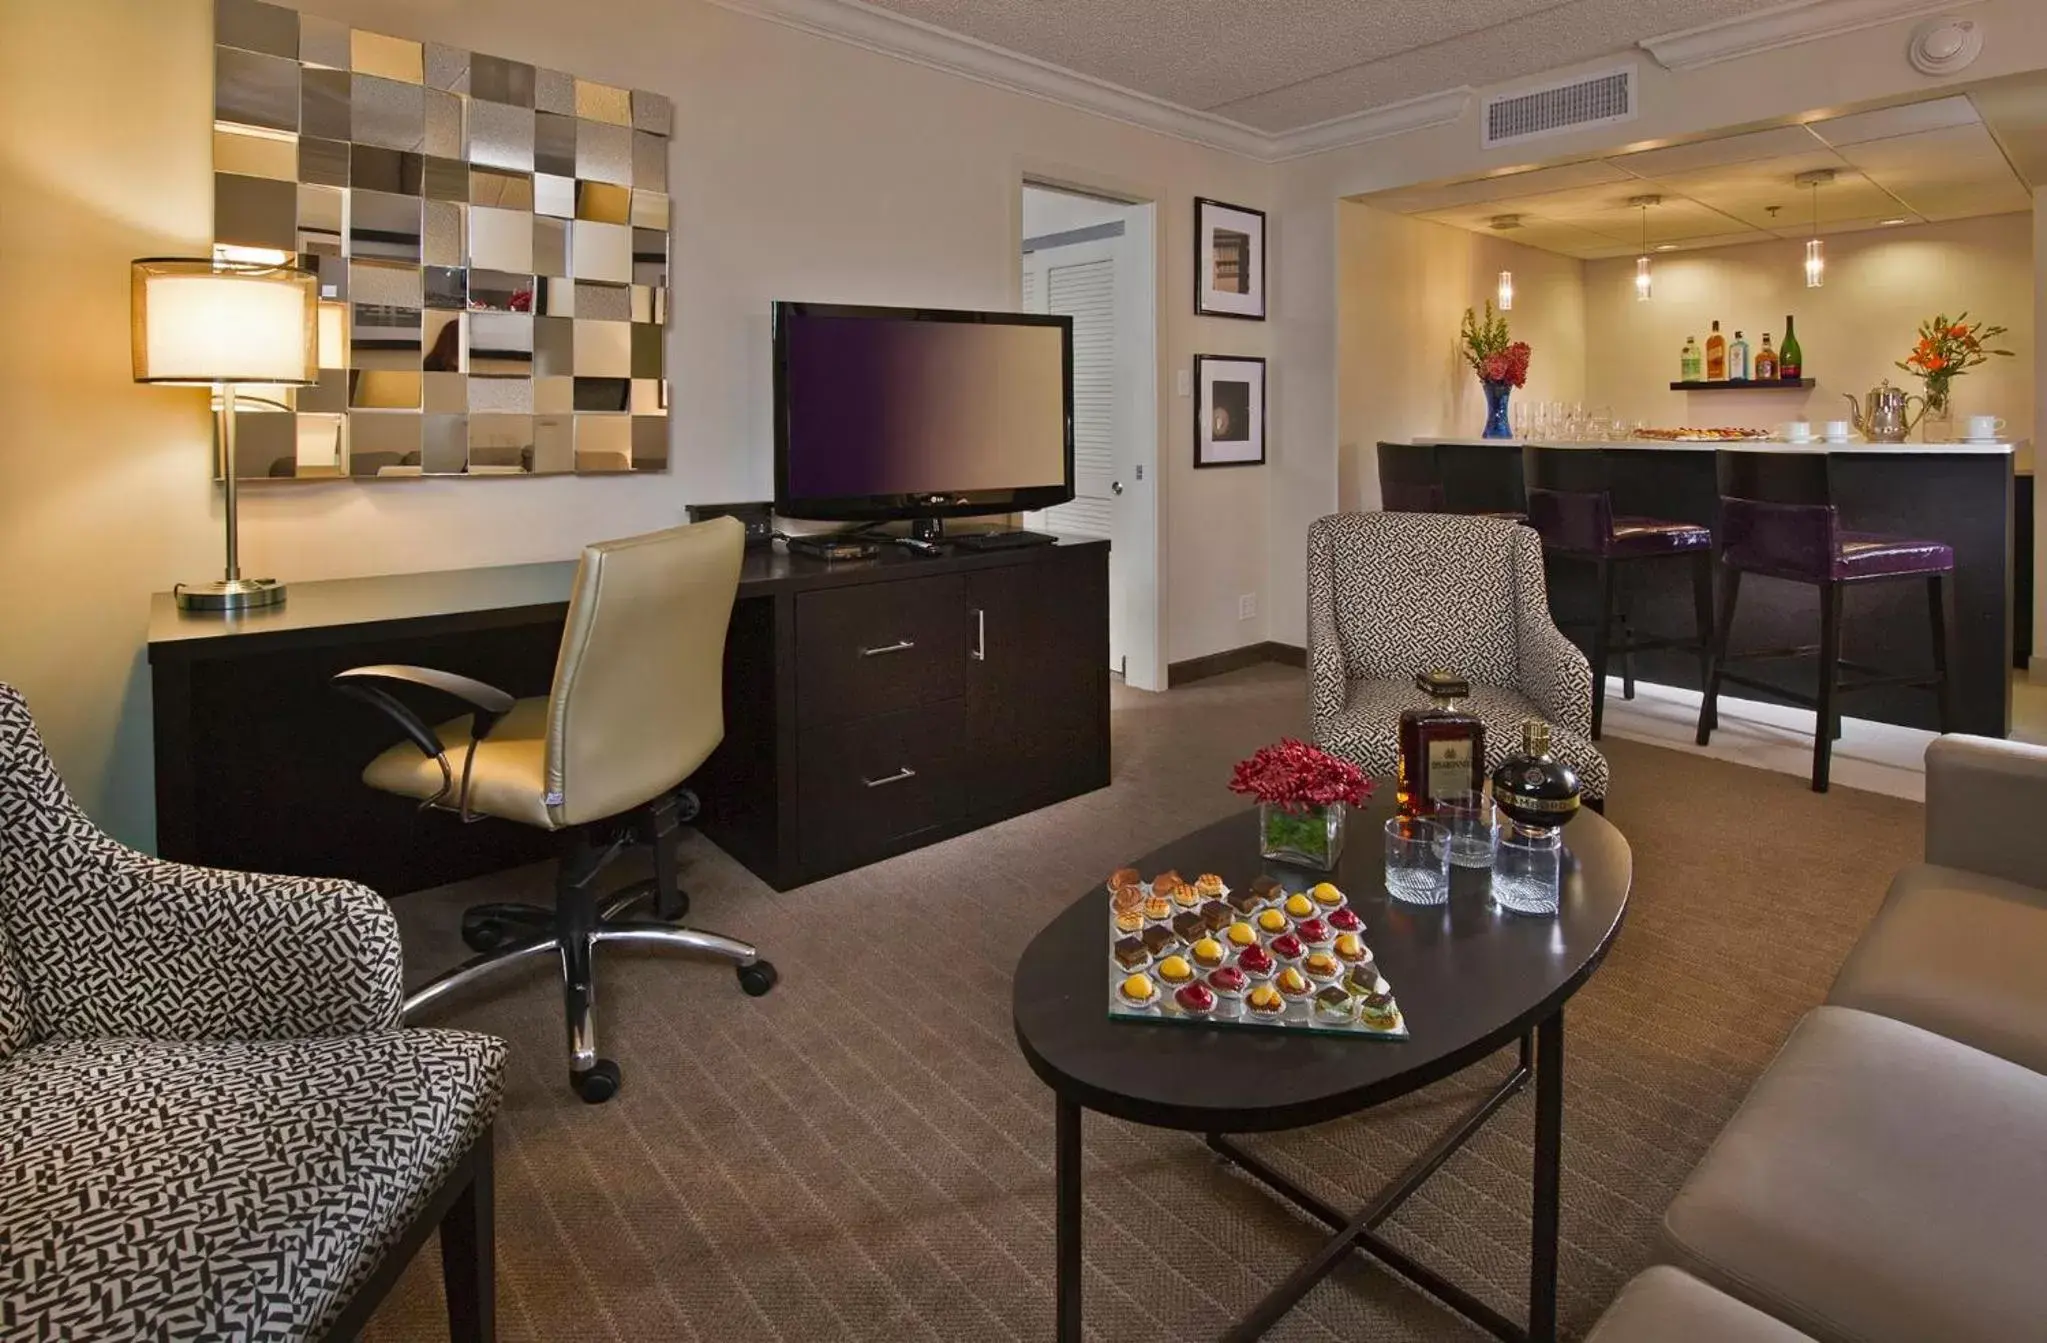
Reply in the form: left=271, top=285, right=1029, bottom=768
left=1320, top=678, right=1612, bottom=799
left=1586, top=1266, right=1815, bottom=1343
left=1660, top=1006, right=2047, bottom=1343
left=1827, top=861, right=2047, bottom=1074
left=0, top=1028, right=505, bottom=1341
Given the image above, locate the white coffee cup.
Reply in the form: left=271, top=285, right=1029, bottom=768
left=1823, top=420, right=1853, bottom=441
left=1783, top=420, right=1814, bottom=442
left=1966, top=414, right=2007, bottom=441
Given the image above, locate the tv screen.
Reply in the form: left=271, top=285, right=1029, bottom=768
left=773, top=302, right=1074, bottom=522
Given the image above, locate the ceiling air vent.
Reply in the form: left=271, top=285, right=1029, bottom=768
left=1482, top=66, right=1635, bottom=149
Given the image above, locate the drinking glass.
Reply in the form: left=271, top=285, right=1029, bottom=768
left=1511, top=401, right=1529, bottom=440
left=1433, top=790, right=1496, bottom=869
left=1385, top=816, right=1450, bottom=905
left=1492, top=829, right=1562, bottom=916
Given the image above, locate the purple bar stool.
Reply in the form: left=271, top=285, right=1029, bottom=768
left=1377, top=442, right=1526, bottom=521
left=1523, top=445, right=1715, bottom=739
left=1696, top=450, right=1956, bottom=792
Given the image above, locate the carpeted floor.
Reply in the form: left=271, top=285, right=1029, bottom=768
left=365, top=665, right=1921, bottom=1341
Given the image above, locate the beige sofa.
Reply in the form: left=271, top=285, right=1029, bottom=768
left=1590, top=735, right=2047, bottom=1343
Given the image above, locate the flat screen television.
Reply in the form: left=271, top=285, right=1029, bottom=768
left=772, top=301, right=1075, bottom=531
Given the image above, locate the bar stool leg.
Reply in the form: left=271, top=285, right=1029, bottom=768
left=1617, top=566, right=1637, bottom=701
left=1590, top=559, right=1615, bottom=740
left=1929, top=572, right=1956, bottom=734
left=1690, top=550, right=1715, bottom=700
left=1696, top=565, right=1739, bottom=745
left=1813, top=581, right=1842, bottom=793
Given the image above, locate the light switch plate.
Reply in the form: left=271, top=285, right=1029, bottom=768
left=1176, top=369, right=1191, bottom=397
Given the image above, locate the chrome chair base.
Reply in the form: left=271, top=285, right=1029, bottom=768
left=402, top=792, right=778, bottom=1103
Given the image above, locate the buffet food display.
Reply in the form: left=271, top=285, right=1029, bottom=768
left=1629, top=426, right=1772, bottom=442
left=1104, top=869, right=1409, bottom=1039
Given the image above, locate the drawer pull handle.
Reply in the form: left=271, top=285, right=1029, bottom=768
left=860, top=639, right=916, bottom=657
left=971, top=607, right=985, bottom=662
left=862, top=766, right=918, bottom=788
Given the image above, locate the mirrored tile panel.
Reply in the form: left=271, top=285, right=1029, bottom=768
left=217, top=22, right=672, bottom=481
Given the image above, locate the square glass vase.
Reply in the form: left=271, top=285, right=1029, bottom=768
left=1258, top=802, right=1347, bottom=871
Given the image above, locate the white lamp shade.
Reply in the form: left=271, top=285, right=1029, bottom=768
left=131, top=258, right=317, bottom=385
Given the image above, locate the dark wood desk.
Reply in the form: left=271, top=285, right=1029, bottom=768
left=148, top=539, right=1110, bottom=895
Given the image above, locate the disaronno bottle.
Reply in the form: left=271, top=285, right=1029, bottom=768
left=1490, top=719, right=1581, bottom=839
left=1397, top=670, right=1485, bottom=816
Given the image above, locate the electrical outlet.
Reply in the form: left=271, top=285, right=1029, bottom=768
left=1238, top=593, right=1257, bottom=620
left=1176, top=369, right=1192, bottom=397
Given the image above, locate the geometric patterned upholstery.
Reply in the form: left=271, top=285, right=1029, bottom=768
left=0, top=682, right=507, bottom=1341
left=1306, top=512, right=1610, bottom=800
left=0, top=1030, right=505, bottom=1341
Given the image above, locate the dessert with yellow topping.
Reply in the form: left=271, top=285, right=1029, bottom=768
left=1303, top=951, right=1340, bottom=981
left=1119, top=973, right=1158, bottom=1007
left=1225, top=920, right=1258, bottom=948
left=1256, top=907, right=1289, bottom=935
left=1275, top=966, right=1312, bottom=998
left=1157, top=954, right=1194, bottom=984
left=1284, top=893, right=1316, bottom=920
left=1310, top=881, right=1345, bottom=909
left=1191, top=937, right=1226, bottom=969
left=1332, top=932, right=1368, bottom=963
left=1246, top=983, right=1286, bottom=1015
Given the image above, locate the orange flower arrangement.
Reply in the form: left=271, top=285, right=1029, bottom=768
left=1896, top=312, right=2012, bottom=409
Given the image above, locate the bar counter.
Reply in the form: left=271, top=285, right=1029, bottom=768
left=1383, top=436, right=2017, bottom=736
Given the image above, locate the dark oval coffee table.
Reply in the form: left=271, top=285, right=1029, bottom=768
left=1013, top=797, right=1631, bottom=1343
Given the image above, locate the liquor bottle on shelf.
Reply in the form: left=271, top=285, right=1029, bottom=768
left=1490, top=719, right=1581, bottom=841
left=1729, top=330, right=1751, bottom=381
left=1780, top=315, right=1803, bottom=380
left=1397, top=670, right=1485, bottom=817
left=1680, top=336, right=1703, bottom=382
left=1754, top=333, right=1778, bottom=381
left=1705, top=321, right=1727, bottom=380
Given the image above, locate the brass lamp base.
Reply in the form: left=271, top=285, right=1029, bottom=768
left=173, top=577, right=288, bottom=612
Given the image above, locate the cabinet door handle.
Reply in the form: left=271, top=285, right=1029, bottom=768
left=860, top=639, right=916, bottom=657
left=971, top=607, right=985, bottom=662
left=862, top=766, right=918, bottom=788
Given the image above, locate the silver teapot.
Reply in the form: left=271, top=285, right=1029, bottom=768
left=1843, top=379, right=1925, bottom=443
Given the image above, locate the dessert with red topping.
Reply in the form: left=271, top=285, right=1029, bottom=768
left=1327, top=907, right=1364, bottom=935
left=1236, top=945, right=1275, bottom=979
left=1269, top=933, right=1306, bottom=963
left=1174, top=983, right=1216, bottom=1015
left=1207, top=966, right=1248, bottom=998
left=1296, top=917, right=1333, bottom=948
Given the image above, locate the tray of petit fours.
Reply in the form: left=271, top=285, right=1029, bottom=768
left=1105, top=870, right=1409, bottom=1038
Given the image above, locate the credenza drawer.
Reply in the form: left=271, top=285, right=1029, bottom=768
left=794, top=577, right=965, bottom=726
left=798, top=702, right=963, bottom=872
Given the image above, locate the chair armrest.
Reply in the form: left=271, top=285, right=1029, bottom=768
left=1516, top=611, right=1593, bottom=738
left=333, top=664, right=517, bottom=818
left=1305, top=524, right=1350, bottom=737
left=1925, top=735, right=2047, bottom=889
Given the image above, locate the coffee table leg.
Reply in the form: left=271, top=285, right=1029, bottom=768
left=1057, top=1096, right=1083, bottom=1343
left=1530, top=1010, right=1564, bottom=1343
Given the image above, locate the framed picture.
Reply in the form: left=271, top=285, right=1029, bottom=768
left=1195, top=197, right=1266, bottom=320
left=1194, top=355, right=1265, bottom=469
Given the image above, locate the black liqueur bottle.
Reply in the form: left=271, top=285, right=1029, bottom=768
left=1490, top=719, right=1580, bottom=837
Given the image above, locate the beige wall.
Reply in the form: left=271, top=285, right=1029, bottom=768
left=1584, top=214, right=2035, bottom=443
left=0, top=0, right=1277, bottom=847
left=1336, top=203, right=1586, bottom=511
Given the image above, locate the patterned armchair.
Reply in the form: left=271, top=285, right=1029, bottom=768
left=1307, top=512, right=1610, bottom=801
left=0, top=683, right=505, bottom=1341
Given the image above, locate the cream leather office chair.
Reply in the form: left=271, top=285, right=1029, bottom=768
left=335, top=517, right=774, bottom=1103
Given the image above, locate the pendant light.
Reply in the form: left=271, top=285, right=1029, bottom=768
left=1796, top=169, right=1834, bottom=288
left=1497, top=270, right=1514, bottom=310
left=1628, top=195, right=1660, bottom=300
left=1488, top=215, right=1520, bottom=311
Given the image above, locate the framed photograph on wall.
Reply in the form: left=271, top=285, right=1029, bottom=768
left=1194, top=355, right=1265, bottom=469
left=1194, top=197, right=1266, bottom=320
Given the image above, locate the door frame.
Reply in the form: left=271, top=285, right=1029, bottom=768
left=1015, top=172, right=1163, bottom=693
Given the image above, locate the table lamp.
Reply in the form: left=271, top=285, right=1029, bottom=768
left=131, top=257, right=317, bottom=612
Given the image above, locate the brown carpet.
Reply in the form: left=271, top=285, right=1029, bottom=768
left=364, top=665, right=1920, bottom=1341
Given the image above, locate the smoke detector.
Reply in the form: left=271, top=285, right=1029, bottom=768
left=1909, top=17, right=1983, bottom=75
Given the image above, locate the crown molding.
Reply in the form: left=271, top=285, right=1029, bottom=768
left=1266, top=87, right=1474, bottom=162
left=700, top=0, right=1475, bottom=162
left=1639, top=0, right=1986, bottom=71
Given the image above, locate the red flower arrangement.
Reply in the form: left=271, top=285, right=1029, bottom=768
left=1229, top=738, right=1375, bottom=813
left=1459, top=301, right=1533, bottom=388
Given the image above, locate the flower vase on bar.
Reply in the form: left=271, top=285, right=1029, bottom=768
left=1230, top=738, right=1374, bottom=871
left=1459, top=300, right=1530, bottom=442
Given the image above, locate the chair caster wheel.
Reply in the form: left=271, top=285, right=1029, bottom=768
left=674, top=789, right=701, bottom=824
left=461, top=914, right=517, bottom=954
left=572, top=1059, right=621, bottom=1103
left=737, top=960, right=778, bottom=997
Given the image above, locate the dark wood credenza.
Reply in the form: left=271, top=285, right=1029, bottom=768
left=147, top=538, right=1110, bottom=894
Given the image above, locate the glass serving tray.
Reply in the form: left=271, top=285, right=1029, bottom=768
left=1103, top=873, right=1410, bottom=1040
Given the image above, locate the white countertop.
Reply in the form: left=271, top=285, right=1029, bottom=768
left=1414, top=436, right=2019, bottom=455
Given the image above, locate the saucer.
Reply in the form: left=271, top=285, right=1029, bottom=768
left=1783, top=436, right=1816, bottom=444
left=1960, top=436, right=2003, bottom=444
left=1821, top=435, right=1853, bottom=443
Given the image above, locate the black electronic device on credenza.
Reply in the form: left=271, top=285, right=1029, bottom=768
left=772, top=301, right=1076, bottom=541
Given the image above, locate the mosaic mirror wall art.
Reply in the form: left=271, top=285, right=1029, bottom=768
left=210, top=0, right=673, bottom=480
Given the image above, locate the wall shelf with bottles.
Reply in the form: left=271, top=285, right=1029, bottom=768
left=1669, top=378, right=1816, bottom=391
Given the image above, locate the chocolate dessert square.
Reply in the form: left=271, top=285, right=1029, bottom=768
left=1112, top=936, right=1149, bottom=970
left=1171, top=911, right=1205, bottom=942
left=1140, top=924, right=1176, bottom=956
left=1199, top=900, right=1231, bottom=932
left=1226, top=888, right=1263, bottom=916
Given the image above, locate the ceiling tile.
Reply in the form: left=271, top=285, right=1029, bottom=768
left=1383, top=160, right=1633, bottom=215
left=1807, top=95, right=1979, bottom=147
left=1609, top=126, right=1829, bottom=179
left=1841, top=123, right=2028, bottom=217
